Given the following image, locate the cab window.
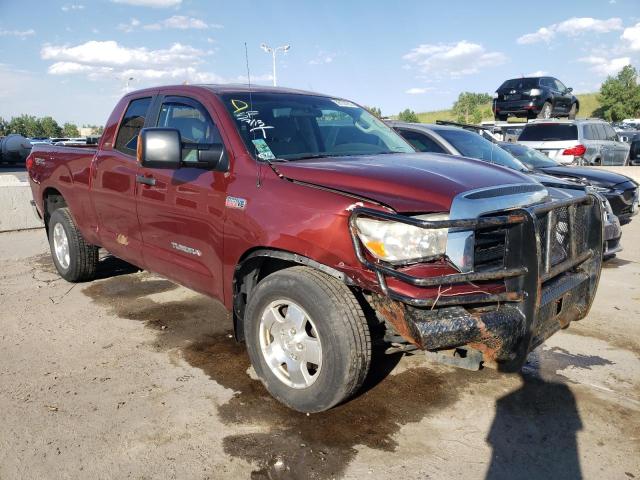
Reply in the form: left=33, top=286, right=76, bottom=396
left=114, top=97, right=152, bottom=155
left=157, top=99, right=221, bottom=163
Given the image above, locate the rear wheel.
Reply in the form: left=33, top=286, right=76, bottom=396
left=537, top=102, right=552, bottom=119
left=495, top=114, right=508, bottom=122
left=48, top=207, right=98, bottom=282
left=568, top=103, right=578, bottom=120
left=244, top=266, right=371, bottom=412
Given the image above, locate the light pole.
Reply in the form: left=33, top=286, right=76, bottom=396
left=125, top=77, right=135, bottom=92
left=260, top=43, right=290, bottom=86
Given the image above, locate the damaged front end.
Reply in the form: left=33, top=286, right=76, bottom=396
left=350, top=186, right=603, bottom=372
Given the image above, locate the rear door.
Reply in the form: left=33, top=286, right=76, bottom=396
left=595, top=124, right=614, bottom=165
left=91, top=95, right=154, bottom=265
left=604, top=123, right=629, bottom=165
left=135, top=93, right=228, bottom=299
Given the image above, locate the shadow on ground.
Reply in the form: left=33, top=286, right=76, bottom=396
left=30, top=256, right=633, bottom=480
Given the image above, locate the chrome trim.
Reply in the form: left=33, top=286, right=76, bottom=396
left=447, top=183, right=549, bottom=272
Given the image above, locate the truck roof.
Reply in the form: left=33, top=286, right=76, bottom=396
left=123, top=83, right=332, bottom=98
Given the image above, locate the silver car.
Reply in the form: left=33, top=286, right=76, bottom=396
left=518, top=119, right=630, bottom=166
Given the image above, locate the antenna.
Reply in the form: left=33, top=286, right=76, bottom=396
left=244, top=42, right=262, bottom=188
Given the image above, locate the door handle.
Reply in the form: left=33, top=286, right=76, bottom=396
left=136, top=175, right=156, bottom=186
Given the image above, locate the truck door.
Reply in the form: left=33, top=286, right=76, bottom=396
left=135, top=95, right=227, bottom=299
left=91, top=95, right=153, bottom=266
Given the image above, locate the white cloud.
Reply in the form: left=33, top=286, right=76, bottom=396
left=517, top=27, right=555, bottom=45
left=308, top=51, right=336, bottom=65
left=403, top=41, right=506, bottom=78
left=40, top=39, right=271, bottom=87
left=61, top=4, right=85, bottom=11
left=622, top=22, right=640, bottom=51
left=111, top=0, right=181, bottom=7
left=526, top=70, right=548, bottom=76
left=119, top=15, right=220, bottom=32
left=405, top=87, right=433, bottom=94
left=0, top=29, right=35, bottom=38
left=517, top=17, right=623, bottom=44
left=117, top=18, right=141, bottom=32
left=42, top=41, right=205, bottom=69
left=144, top=15, right=215, bottom=30
left=578, top=55, right=631, bottom=75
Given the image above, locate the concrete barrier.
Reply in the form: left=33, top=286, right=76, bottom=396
left=0, top=175, right=44, bottom=232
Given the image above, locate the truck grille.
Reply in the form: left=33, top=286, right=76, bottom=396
left=474, top=228, right=506, bottom=271
left=535, top=202, right=590, bottom=274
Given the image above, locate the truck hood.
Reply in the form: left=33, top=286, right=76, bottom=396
left=275, top=152, right=537, bottom=212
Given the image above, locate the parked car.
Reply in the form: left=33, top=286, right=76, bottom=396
left=500, top=142, right=639, bottom=224
left=518, top=119, right=630, bottom=166
left=390, top=121, right=622, bottom=255
left=492, top=76, right=578, bottom=121
left=629, top=134, right=640, bottom=166
left=27, top=85, right=604, bottom=412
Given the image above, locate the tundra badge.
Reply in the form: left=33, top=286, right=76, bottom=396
left=225, top=196, right=247, bottom=209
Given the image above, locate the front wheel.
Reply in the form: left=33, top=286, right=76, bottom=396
left=537, top=102, right=552, bottom=119
left=244, top=266, right=371, bottom=412
left=568, top=103, right=578, bottom=120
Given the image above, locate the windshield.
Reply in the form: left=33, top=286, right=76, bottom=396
left=519, top=124, right=578, bottom=141
left=220, top=93, right=414, bottom=161
left=500, top=143, right=559, bottom=169
left=434, top=128, right=529, bottom=172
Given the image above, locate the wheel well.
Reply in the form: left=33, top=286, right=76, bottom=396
left=231, top=249, right=350, bottom=342
left=574, top=100, right=580, bottom=111
left=42, top=188, right=67, bottom=231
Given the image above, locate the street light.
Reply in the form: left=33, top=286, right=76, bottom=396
left=260, top=43, right=290, bottom=87
left=125, top=77, right=135, bottom=92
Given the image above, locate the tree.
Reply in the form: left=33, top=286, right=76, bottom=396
left=452, top=92, right=493, bottom=123
left=365, top=106, right=382, bottom=118
left=594, top=65, right=640, bottom=121
left=7, top=114, right=43, bottom=137
left=40, top=116, right=62, bottom=138
left=0, top=117, right=8, bottom=136
left=62, top=122, right=80, bottom=137
left=398, top=108, right=419, bottom=123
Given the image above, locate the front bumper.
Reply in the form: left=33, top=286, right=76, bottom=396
left=609, top=186, right=639, bottom=224
left=351, top=195, right=603, bottom=371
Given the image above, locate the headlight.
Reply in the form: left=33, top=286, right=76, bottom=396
left=354, top=213, right=448, bottom=263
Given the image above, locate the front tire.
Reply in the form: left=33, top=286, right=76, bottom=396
left=568, top=103, right=578, bottom=120
left=244, top=266, right=371, bottom=412
left=48, top=207, right=99, bottom=282
left=537, top=101, right=552, bottom=119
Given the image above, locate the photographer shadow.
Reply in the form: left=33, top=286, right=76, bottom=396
left=486, top=372, right=583, bottom=480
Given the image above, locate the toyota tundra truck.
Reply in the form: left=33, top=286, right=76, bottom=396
left=27, top=85, right=604, bottom=412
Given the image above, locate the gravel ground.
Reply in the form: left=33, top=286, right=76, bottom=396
left=0, top=224, right=638, bottom=480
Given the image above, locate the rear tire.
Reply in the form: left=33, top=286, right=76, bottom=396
left=568, top=103, right=578, bottom=120
left=244, top=266, right=371, bottom=412
left=48, top=207, right=98, bottom=282
left=495, top=114, right=508, bottom=122
left=537, top=102, right=552, bottom=119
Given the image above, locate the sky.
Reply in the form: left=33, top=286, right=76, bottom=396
left=1, top=0, right=640, bottom=125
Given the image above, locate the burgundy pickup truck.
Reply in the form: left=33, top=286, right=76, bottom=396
left=27, top=85, right=603, bottom=412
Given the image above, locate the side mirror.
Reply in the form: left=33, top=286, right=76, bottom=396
left=565, top=87, right=573, bottom=94
left=196, top=143, right=228, bottom=171
left=137, top=128, right=181, bottom=169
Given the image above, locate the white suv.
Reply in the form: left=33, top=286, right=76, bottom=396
left=518, top=119, right=630, bottom=165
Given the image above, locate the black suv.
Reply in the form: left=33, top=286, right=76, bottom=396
left=493, top=76, right=578, bottom=121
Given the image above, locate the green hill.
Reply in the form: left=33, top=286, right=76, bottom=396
left=414, top=93, right=600, bottom=123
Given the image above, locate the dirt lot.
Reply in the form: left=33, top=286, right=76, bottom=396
left=1, top=224, right=639, bottom=480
